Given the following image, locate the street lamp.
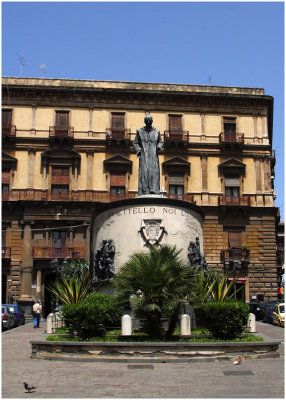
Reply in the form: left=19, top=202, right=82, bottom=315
left=7, top=279, right=12, bottom=304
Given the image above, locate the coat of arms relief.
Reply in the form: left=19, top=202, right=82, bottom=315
left=139, top=219, right=167, bottom=246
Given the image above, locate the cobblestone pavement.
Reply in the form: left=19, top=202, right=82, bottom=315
left=2, top=321, right=284, bottom=398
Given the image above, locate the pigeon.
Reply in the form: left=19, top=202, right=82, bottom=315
left=233, top=356, right=242, bottom=365
left=23, top=382, right=36, bottom=392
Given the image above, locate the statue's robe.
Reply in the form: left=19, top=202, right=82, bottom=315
left=133, top=127, right=163, bottom=195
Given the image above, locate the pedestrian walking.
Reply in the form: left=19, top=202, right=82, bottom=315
left=32, top=300, right=42, bottom=328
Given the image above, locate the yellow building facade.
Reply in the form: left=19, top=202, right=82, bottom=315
left=2, top=77, right=279, bottom=316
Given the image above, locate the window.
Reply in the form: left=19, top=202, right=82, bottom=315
left=169, top=172, right=184, bottom=198
left=2, top=168, right=10, bottom=197
left=228, top=231, right=242, bottom=249
left=223, top=117, right=236, bottom=133
left=51, top=167, right=69, bottom=198
left=55, top=111, right=70, bottom=135
left=110, top=172, right=125, bottom=196
left=53, top=231, right=66, bottom=256
left=111, top=113, right=125, bottom=137
left=169, top=115, right=182, bottom=132
left=225, top=175, right=240, bottom=201
left=168, top=115, right=183, bottom=139
left=2, top=109, right=12, bottom=134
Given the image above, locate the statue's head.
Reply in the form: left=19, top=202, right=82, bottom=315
left=144, top=115, right=153, bottom=127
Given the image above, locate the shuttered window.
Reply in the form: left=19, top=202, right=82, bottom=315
left=225, top=175, right=240, bottom=187
left=2, top=169, right=10, bottom=184
left=228, top=231, right=242, bottom=248
left=52, top=167, right=69, bottom=184
left=110, top=172, right=125, bottom=187
left=223, top=117, right=236, bottom=134
left=169, top=115, right=182, bottom=132
left=56, top=111, right=69, bottom=127
left=112, top=113, right=125, bottom=128
left=2, top=109, right=13, bottom=134
left=169, top=172, right=184, bottom=185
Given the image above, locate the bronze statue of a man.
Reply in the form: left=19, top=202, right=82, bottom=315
left=133, top=116, right=163, bottom=195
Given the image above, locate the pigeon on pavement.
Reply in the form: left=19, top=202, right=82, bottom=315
left=233, top=356, right=242, bottom=365
left=23, top=382, right=36, bottom=392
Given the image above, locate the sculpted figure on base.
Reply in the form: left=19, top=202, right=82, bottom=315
left=133, top=116, right=164, bottom=195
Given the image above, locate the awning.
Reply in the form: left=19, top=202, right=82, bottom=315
left=228, top=278, right=246, bottom=283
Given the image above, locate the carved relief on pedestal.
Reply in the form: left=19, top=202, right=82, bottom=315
left=138, top=219, right=167, bottom=246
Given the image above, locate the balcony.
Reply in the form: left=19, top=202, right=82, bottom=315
left=2, top=247, right=11, bottom=259
left=164, top=131, right=189, bottom=149
left=219, top=132, right=244, bottom=151
left=33, top=246, right=85, bottom=259
left=2, top=125, right=16, bottom=136
left=49, top=126, right=74, bottom=137
left=166, top=193, right=194, bottom=202
left=221, top=248, right=250, bottom=263
left=105, top=128, right=131, bottom=147
left=219, top=132, right=244, bottom=143
left=218, top=195, right=250, bottom=206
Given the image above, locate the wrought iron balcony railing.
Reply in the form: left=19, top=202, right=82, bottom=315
left=49, top=126, right=74, bottom=137
left=218, top=195, right=250, bottom=206
left=219, top=132, right=244, bottom=144
left=164, top=130, right=189, bottom=142
left=2, top=247, right=11, bottom=258
left=32, top=246, right=85, bottom=259
left=221, top=248, right=250, bottom=263
left=106, top=128, right=131, bottom=139
left=2, top=125, right=16, bottom=136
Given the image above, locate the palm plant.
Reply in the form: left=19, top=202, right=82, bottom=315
left=113, top=245, right=196, bottom=338
left=47, top=276, right=93, bottom=306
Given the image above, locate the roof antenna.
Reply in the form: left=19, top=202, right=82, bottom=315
left=39, top=63, right=46, bottom=78
left=208, top=76, right=212, bottom=85
left=17, top=53, right=25, bottom=77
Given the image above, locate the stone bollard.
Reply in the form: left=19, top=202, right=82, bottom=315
left=46, top=313, right=55, bottom=334
left=246, top=313, right=256, bottom=333
left=121, top=314, right=132, bottom=336
left=180, top=314, right=191, bottom=336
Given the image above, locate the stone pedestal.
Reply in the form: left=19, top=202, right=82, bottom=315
left=90, top=197, right=204, bottom=277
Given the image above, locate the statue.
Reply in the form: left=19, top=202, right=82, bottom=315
left=94, top=239, right=115, bottom=281
left=133, top=115, right=164, bottom=195
left=188, top=237, right=206, bottom=272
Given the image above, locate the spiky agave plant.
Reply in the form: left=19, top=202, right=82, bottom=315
left=47, top=276, right=93, bottom=306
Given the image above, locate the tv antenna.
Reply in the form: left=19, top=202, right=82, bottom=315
left=208, top=75, right=212, bottom=85
left=17, top=53, right=25, bottom=77
left=39, top=63, right=46, bottom=78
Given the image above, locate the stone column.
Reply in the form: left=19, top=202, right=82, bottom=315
left=19, top=223, right=33, bottom=303
left=200, top=113, right=206, bottom=141
left=31, top=105, right=36, bottom=135
left=262, top=114, right=269, bottom=144
left=201, top=155, right=208, bottom=205
left=253, top=114, right=258, bottom=142
left=74, top=165, right=78, bottom=191
left=88, top=108, right=93, bottom=137
left=36, top=269, right=42, bottom=301
left=42, top=165, right=47, bottom=190
left=87, top=152, right=93, bottom=189
left=85, top=224, right=90, bottom=260
left=28, top=149, right=36, bottom=188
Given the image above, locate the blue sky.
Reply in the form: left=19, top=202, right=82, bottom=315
left=2, top=1, right=284, bottom=218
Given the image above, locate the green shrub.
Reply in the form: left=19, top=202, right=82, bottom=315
left=62, top=293, right=123, bottom=339
left=200, top=301, right=249, bottom=339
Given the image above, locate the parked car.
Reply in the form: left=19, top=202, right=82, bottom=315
left=263, top=303, right=275, bottom=324
left=1, top=306, right=15, bottom=330
left=273, top=303, right=284, bottom=327
left=3, top=304, right=25, bottom=327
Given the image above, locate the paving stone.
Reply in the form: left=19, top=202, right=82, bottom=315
left=2, top=321, right=284, bottom=398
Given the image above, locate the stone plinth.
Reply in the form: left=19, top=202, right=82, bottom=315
left=90, top=197, right=204, bottom=274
